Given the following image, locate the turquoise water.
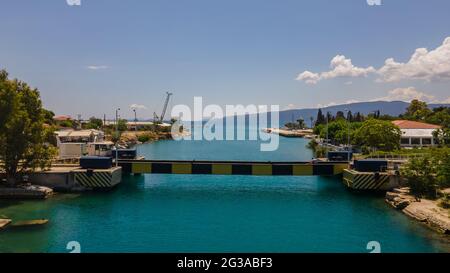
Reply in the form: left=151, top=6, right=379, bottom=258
left=0, top=135, right=449, bottom=253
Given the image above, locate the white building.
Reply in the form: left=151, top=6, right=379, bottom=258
left=392, top=120, right=441, bottom=147
left=55, top=129, right=113, bottom=158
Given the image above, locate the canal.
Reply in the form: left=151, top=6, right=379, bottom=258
left=0, top=135, right=449, bottom=252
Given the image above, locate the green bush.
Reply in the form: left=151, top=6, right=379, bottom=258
left=439, top=194, right=450, bottom=209
left=306, top=140, right=329, bottom=158
left=401, top=156, right=439, bottom=199
left=401, top=149, right=450, bottom=199
left=137, top=134, right=151, bottom=143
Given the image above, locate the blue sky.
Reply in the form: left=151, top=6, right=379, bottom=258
left=1, top=0, right=450, bottom=119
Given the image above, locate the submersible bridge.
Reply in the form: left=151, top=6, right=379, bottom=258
left=117, top=159, right=349, bottom=176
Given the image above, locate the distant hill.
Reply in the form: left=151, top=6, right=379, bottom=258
left=195, top=101, right=450, bottom=126
left=278, top=101, right=450, bottom=126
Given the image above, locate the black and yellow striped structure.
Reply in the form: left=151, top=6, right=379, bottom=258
left=342, top=169, right=390, bottom=190
left=73, top=168, right=122, bottom=189
left=118, top=160, right=349, bottom=176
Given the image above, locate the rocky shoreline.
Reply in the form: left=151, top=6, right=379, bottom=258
left=263, top=128, right=315, bottom=138
left=0, top=184, right=54, bottom=200
left=386, top=188, right=450, bottom=235
left=118, top=130, right=191, bottom=147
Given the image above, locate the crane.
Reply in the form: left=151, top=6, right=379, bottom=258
left=153, top=92, right=173, bottom=123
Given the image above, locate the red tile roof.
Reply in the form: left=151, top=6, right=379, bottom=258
left=392, top=120, right=441, bottom=129
left=53, top=115, right=72, bottom=121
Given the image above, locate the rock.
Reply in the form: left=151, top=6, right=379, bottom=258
left=0, top=185, right=53, bottom=200
left=11, top=219, right=49, bottom=228
left=385, top=191, right=412, bottom=209
left=393, top=187, right=410, bottom=194
left=396, top=199, right=411, bottom=210
left=386, top=192, right=399, bottom=201
left=0, top=219, right=12, bottom=229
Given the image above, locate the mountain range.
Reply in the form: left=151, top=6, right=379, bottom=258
left=278, top=101, right=450, bottom=126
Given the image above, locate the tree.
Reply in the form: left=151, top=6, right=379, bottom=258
left=353, top=119, right=401, bottom=152
left=434, top=149, right=450, bottom=189
left=85, top=117, right=103, bottom=129
left=346, top=111, right=353, bottom=122
left=58, top=119, right=75, bottom=128
left=354, top=112, right=364, bottom=122
left=316, top=109, right=326, bottom=125
left=401, top=149, right=450, bottom=199
left=426, top=107, right=450, bottom=128
left=42, top=109, right=55, bottom=125
left=336, top=111, right=345, bottom=120
left=375, top=110, right=381, bottom=119
left=404, top=99, right=431, bottom=121
left=117, top=119, right=128, bottom=132
left=0, top=70, right=56, bottom=186
left=433, top=128, right=450, bottom=146
left=401, top=156, right=439, bottom=199
left=317, top=119, right=358, bottom=145
left=296, top=118, right=305, bottom=129
left=326, top=111, right=333, bottom=122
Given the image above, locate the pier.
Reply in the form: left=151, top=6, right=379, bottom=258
left=24, top=165, right=122, bottom=192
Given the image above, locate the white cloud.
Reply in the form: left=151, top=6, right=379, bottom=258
left=378, top=37, right=450, bottom=82
left=317, top=99, right=360, bottom=108
left=87, top=65, right=109, bottom=70
left=296, top=55, right=375, bottom=84
left=297, top=36, right=450, bottom=84
left=285, top=103, right=296, bottom=110
left=375, top=87, right=435, bottom=102
left=130, top=104, right=147, bottom=109
left=296, top=71, right=320, bottom=84
left=440, top=97, right=450, bottom=104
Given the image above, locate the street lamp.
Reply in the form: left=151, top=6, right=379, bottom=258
left=115, top=108, right=120, bottom=167
left=133, top=109, right=137, bottom=132
left=344, top=109, right=351, bottom=162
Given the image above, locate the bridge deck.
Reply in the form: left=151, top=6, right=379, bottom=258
left=118, top=160, right=349, bottom=176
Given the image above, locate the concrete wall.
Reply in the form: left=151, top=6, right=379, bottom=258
left=28, top=172, right=79, bottom=191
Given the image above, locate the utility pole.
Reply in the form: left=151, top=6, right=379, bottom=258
left=326, top=112, right=329, bottom=144
left=115, top=108, right=120, bottom=167
left=77, top=114, right=82, bottom=130
left=133, top=109, right=137, bottom=132
left=344, top=109, right=351, bottom=162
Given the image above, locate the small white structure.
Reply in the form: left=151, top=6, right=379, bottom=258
left=392, top=120, right=441, bottom=147
left=55, top=129, right=111, bottom=158
left=55, top=129, right=104, bottom=144
left=86, top=141, right=115, bottom=157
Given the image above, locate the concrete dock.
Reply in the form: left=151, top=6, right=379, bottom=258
left=27, top=166, right=122, bottom=191
left=342, top=169, right=400, bottom=191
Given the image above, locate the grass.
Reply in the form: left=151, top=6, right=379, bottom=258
left=362, top=147, right=450, bottom=159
